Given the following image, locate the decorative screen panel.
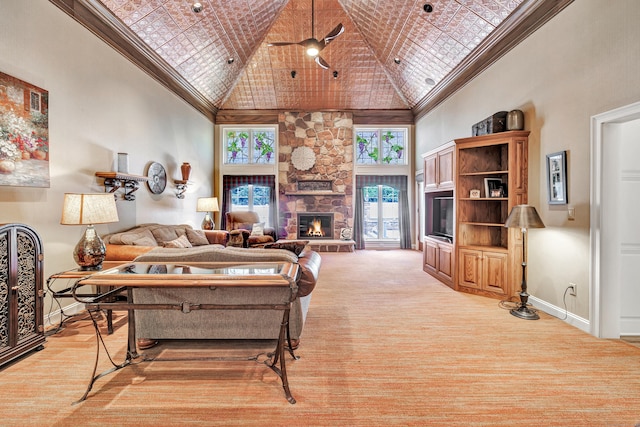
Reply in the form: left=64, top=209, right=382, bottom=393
left=0, top=230, right=8, bottom=349
left=16, top=231, right=37, bottom=341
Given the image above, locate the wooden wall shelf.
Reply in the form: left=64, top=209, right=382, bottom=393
left=95, top=172, right=148, bottom=201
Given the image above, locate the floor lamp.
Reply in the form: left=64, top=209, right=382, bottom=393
left=504, top=205, right=545, bottom=320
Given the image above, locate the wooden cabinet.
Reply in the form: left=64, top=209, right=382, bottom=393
left=0, top=223, right=45, bottom=368
left=423, top=142, right=454, bottom=191
left=454, top=131, right=529, bottom=299
left=422, top=142, right=456, bottom=289
left=458, top=248, right=508, bottom=294
left=423, top=237, right=454, bottom=287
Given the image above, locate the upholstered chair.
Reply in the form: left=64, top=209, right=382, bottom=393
left=224, top=211, right=276, bottom=247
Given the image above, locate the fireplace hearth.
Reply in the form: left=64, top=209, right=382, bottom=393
left=297, top=213, right=334, bottom=240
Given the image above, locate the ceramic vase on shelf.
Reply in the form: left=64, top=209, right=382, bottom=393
left=180, top=162, right=191, bottom=181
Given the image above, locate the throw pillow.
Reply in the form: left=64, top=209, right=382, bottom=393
left=228, top=230, right=247, bottom=247
left=185, top=228, right=209, bottom=246
left=264, top=240, right=309, bottom=256
left=119, top=229, right=158, bottom=246
left=163, top=234, right=192, bottom=248
left=251, top=222, right=265, bottom=236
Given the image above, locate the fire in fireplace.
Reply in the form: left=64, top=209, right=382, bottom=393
left=297, top=213, right=334, bottom=240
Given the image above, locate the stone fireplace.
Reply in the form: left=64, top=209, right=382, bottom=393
left=297, top=213, right=334, bottom=240
left=278, top=111, right=354, bottom=242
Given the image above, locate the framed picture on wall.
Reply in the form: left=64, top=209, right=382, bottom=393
left=0, top=71, right=50, bottom=188
left=546, top=151, right=568, bottom=204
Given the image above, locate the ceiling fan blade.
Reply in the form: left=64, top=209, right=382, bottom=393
left=321, top=23, right=344, bottom=47
left=268, top=41, right=300, bottom=47
left=315, top=56, right=330, bottom=69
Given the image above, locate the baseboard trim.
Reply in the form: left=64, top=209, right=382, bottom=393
left=44, top=301, right=86, bottom=331
left=530, top=295, right=590, bottom=334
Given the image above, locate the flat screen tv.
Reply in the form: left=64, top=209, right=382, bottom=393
left=432, top=196, right=454, bottom=239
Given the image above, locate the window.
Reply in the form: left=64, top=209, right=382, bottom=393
left=356, top=129, right=407, bottom=165
left=30, top=91, right=41, bottom=112
left=224, top=129, right=276, bottom=165
left=230, top=184, right=272, bottom=227
left=362, top=185, right=400, bottom=240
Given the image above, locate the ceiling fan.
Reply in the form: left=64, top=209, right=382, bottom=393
left=267, top=0, right=344, bottom=70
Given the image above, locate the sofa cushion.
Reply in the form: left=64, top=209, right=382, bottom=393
left=150, top=227, right=181, bottom=244
left=186, top=228, right=210, bottom=246
left=163, top=235, right=192, bottom=248
left=264, top=240, right=309, bottom=256
left=111, top=229, right=158, bottom=246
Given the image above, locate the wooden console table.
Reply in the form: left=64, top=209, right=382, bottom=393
left=71, top=261, right=300, bottom=404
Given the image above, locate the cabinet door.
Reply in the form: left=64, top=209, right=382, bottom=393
left=437, top=147, right=454, bottom=189
left=482, top=251, right=508, bottom=294
left=458, top=248, right=482, bottom=289
left=437, top=243, right=453, bottom=282
left=423, top=239, right=438, bottom=274
left=424, top=153, right=438, bottom=191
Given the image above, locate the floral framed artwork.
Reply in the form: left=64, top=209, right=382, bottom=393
left=0, top=71, right=49, bottom=187
left=546, top=151, right=567, bottom=204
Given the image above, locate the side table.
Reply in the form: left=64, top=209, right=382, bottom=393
left=47, top=262, right=128, bottom=334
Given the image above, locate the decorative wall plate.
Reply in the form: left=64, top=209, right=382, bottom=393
left=146, top=162, right=167, bottom=194
left=291, top=146, right=316, bottom=171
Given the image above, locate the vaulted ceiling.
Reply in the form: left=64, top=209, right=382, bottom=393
left=50, top=0, right=572, bottom=122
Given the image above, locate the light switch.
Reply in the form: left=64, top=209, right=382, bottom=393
left=568, top=206, right=575, bottom=221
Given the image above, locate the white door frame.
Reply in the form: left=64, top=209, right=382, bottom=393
left=590, top=100, right=640, bottom=337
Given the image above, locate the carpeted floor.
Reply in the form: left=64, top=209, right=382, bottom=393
left=1, top=249, right=639, bottom=426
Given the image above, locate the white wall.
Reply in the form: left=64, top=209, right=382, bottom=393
left=0, top=0, right=214, bottom=304
left=415, top=0, right=640, bottom=320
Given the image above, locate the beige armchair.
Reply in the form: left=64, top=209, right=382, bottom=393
left=225, top=211, right=276, bottom=247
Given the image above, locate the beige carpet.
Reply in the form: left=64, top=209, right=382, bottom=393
left=1, top=249, right=640, bottom=426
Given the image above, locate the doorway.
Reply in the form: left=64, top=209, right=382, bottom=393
left=590, top=101, right=640, bottom=338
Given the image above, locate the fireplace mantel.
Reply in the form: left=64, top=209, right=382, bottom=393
left=284, top=191, right=346, bottom=196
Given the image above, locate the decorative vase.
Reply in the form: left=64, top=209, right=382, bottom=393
left=180, top=162, right=191, bottom=181
left=506, top=110, right=524, bottom=130
left=0, top=159, right=16, bottom=174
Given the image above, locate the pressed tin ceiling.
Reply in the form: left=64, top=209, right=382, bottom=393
left=51, top=0, right=573, bottom=120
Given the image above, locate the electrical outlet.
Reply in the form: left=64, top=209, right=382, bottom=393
left=568, top=283, right=577, bottom=296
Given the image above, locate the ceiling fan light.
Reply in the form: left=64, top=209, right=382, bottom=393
left=306, top=46, right=320, bottom=57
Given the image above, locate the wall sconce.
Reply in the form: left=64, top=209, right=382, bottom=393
left=175, top=162, right=191, bottom=199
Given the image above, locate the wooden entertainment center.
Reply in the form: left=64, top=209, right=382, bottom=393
left=422, top=131, right=529, bottom=300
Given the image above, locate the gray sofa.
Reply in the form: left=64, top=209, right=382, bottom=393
left=129, top=243, right=320, bottom=343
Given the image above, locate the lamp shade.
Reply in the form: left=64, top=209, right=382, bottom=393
left=196, top=197, right=219, bottom=213
left=60, top=193, right=119, bottom=225
left=504, top=205, right=545, bottom=229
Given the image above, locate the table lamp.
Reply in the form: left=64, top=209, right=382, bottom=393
left=504, top=204, right=545, bottom=320
left=60, top=193, right=119, bottom=270
left=196, top=197, right=219, bottom=230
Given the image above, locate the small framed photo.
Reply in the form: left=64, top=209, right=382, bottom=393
left=484, top=178, right=502, bottom=198
left=469, top=189, right=481, bottom=199
left=490, top=188, right=503, bottom=198
left=546, top=151, right=568, bottom=204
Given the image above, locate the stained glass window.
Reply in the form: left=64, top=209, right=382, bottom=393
left=225, top=129, right=276, bottom=164
left=355, top=129, right=406, bottom=165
